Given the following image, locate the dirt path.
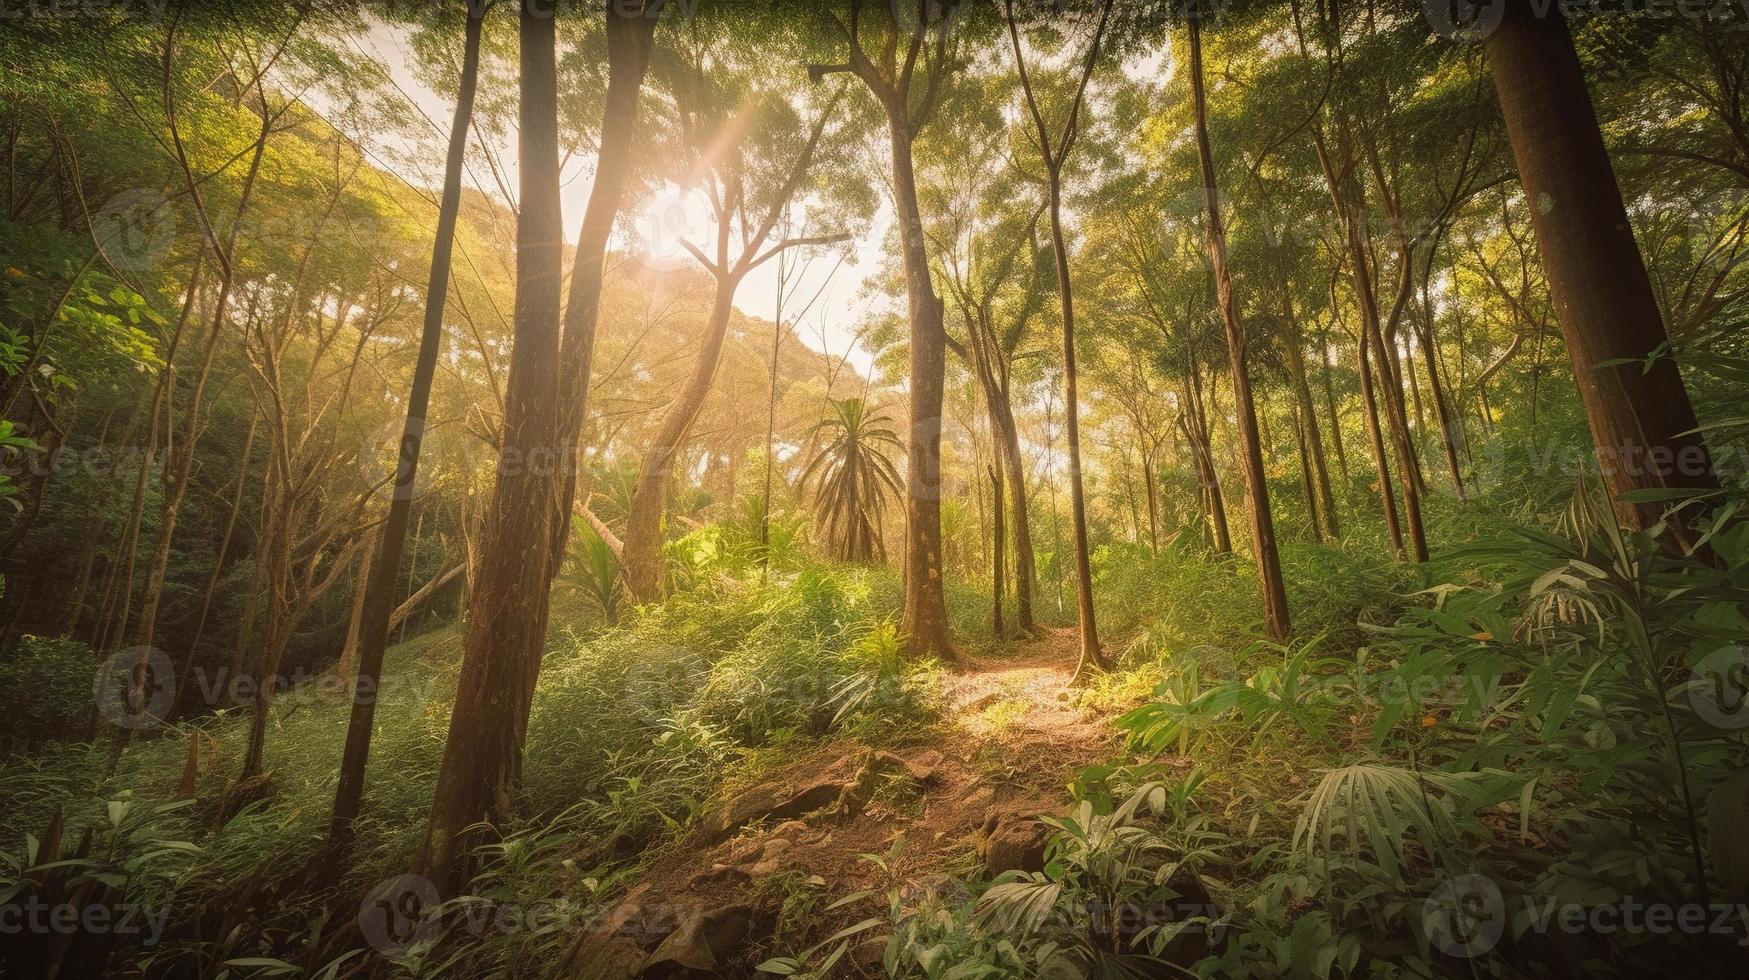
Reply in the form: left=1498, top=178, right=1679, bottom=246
left=943, top=627, right=1109, bottom=745
left=564, top=629, right=1120, bottom=978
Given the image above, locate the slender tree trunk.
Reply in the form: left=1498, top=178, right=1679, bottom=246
left=333, top=0, right=484, bottom=839
left=1184, top=363, right=1231, bottom=554
left=621, top=286, right=738, bottom=600
left=548, top=3, right=658, bottom=579
left=1044, top=179, right=1105, bottom=674
left=991, top=383, right=1036, bottom=632
left=989, top=462, right=1004, bottom=635
left=336, top=522, right=381, bottom=686
left=1417, top=309, right=1467, bottom=501
left=760, top=258, right=784, bottom=570
left=1485, top=2, right=1717, bottom=536
left=422, top=5, right=567, bottom=893
left=1142, top=438, right=1160, bottom=553
left=237, top=475, right=293, bottom=783
left=1347, top=196, right=1427, bottom=561
left=90, top=383, right=159, bottom=660
left=1293, top=351, right=1339, bottom=538
left=176, top=412, right=256, bottom=714
left=1357, top=325, right=1405, bottom=559
left=1295, top=404, right=1323, bottom=542
left=888, top=121, right=954, bottom=661
left=1006, top=0, right=1111, bottom=675
left=227, top=464, right=274, bottom=706
left=1318, top=321, right=1348, bottom=482
left=1189, top=17, right=1289, bottom=641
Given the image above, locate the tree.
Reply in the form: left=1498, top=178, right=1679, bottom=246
left=617, top=38, right=851, bottom=601
left=801, top=397, right=903, bottom=561
left=547, top=0, right=659, bottom=578
left=329, top=0, right=484, bottom=851
left=1005, top=0, right=1112, bottom=678
left=1186, top=11, right=1290, bottom=642
left=1483, top=2, right=1717, bottom=538
left=813, top=0, right=964, bottom=661
left=421, top=0, right=569, bottom=892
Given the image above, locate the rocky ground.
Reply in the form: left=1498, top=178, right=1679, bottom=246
left=559, top=628, right=1120, bottom=978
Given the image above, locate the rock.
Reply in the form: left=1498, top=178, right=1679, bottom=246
left=640, top=903, right=762, bottom=977
left=562, top=884, right=675, bottom=979
left=606, top=828, right=647, bottom=859
left=725, top=837, right=765, bottom=864
left=875, top=748, right=943, bottom=783
left=980, top=811, right=1053, bottom=874
left=600, top=885, right=683, bottom=951
left=698, top=778, right=845, bottom=844
left=769, top=819, right=810, bottom=839
left=747, top=838, right=793, bottom=877
left=829, top=765, right=876, bottom=820
left=685, top=865, right=751, bottom=891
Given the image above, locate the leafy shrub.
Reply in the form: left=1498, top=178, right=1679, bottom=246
left=0, top=635, right=96, bottom=746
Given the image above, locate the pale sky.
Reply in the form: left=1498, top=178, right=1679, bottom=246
left=317, top=17, right=886, bottom=378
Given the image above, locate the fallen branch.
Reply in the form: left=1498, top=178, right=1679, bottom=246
left=388, top=563, right=464, bottom=631
left=579, top=495, right=626, bottom=560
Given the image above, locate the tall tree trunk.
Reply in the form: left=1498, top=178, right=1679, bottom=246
left=1045, top=179, right=1105, bottom=674
left=237, top=474, right=294, bottom=783
left=1485, top=3, right=1717, bottom=536
left=1289, top=342, right=1339, bottom=537
left=888, top=121, right=954, bottom=661
left=621, top=286, right=738, bottom=600
left=548, top=3, right=658, bottom=579
left=1183, top=360, right=1231, bottom=554
left=177, top=412, right=257, bottom=714
left=1141, top=437, right=1160, bottom=553
left=1318, top=320, right=1349, bottom=482
left=1356, top=324, right=1405, bottom=559
left=1322, top=151, right=1428, bottom=561
left=227, top=463, right=274, bottom=706
left=332, top=2, right=483, bottom=844
left=1294, top=404, right=1323, bottom=542
left=760, top=258, right=784, bottom=571
left=1008, top=0, right=1110, bottom=676
left=989, top=463, right=1004, bottom=635
left=1417, top=260, right=1468, bottom=501
left=335, top=522, right=381, bottom=687
left=1188, top=16, right=1289, bottom=641
left=618, top=80, right=843, bottom=599
left=991, top=381, right=1036, bottom=632
left=422, top=4, right=566, bottom=893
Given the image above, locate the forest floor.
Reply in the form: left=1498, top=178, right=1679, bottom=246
left=564, top=627, right=1126, bottom=977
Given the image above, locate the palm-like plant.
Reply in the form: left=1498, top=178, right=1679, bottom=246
left=800, top=398, right=903, bottom=561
